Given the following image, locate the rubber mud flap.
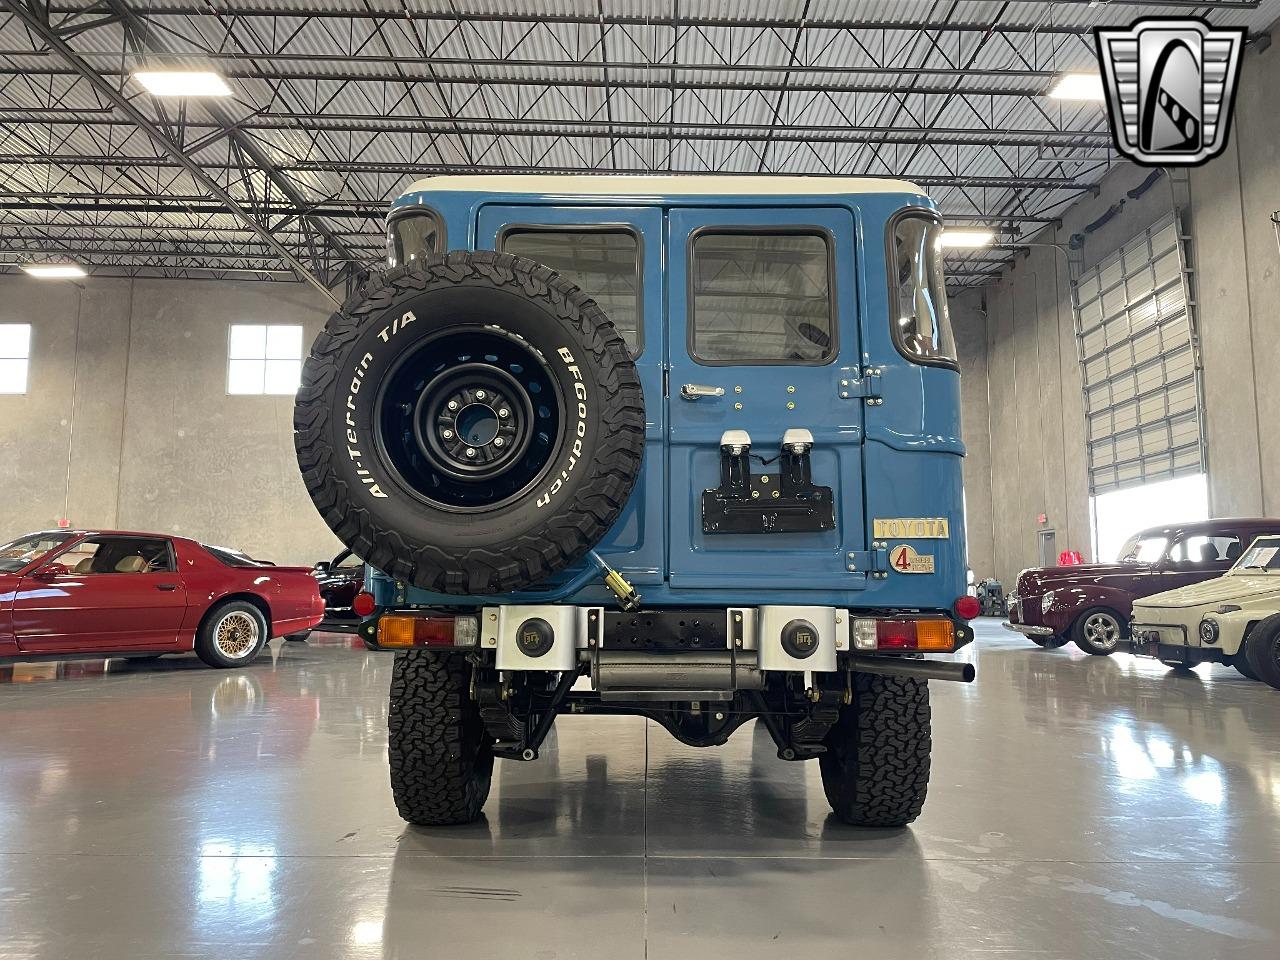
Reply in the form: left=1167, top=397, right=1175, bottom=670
left=294, top=250, right=645, bottom=595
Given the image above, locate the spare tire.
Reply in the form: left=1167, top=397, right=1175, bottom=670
left=294, top=250, right=645, bottom=595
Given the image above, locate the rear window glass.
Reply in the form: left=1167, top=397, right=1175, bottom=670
left=501, top=228, right=642, bottom=356
left=690, top=231, right=834, bottom=365
left=205, top=545, right=266, bottom=568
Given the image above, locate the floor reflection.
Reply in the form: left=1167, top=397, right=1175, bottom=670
left=1, top=623, right=1279, bottom=958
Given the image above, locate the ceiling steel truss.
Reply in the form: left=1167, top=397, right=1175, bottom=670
left=0, top=0, right=1274, bottom=290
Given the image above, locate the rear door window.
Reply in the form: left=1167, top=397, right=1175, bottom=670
left=500, top=228, right=642, bottom=356
left=1169, top=534, right=1242, bottom=566
left=689, top=230, right=834, bottom=364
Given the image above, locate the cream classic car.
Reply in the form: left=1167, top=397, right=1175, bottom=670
left=1130, top=535, right=1280, bottom=688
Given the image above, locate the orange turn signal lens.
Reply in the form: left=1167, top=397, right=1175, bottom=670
left=378, top=616, right=418, bottom=648
left=914, top=619, right=955, bottom=651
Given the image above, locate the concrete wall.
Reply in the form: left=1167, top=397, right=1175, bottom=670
left=1190, top=32, right=1280, bottom=519
left=951, top=290, right=995, bottom=580
left=958, top=33, right=1280, bottom=588
left=0, top=276, right=343, bottom=565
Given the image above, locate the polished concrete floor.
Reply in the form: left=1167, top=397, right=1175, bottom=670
left=1, top=620, right=1278, bottom=958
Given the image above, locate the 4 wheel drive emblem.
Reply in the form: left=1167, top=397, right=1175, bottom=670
left=1095, top=17, right=1245, bottom=167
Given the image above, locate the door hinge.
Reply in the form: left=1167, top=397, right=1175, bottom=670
left=838, top=366, right=883, bottom=405
left=844, top=544, right=888, bottom=576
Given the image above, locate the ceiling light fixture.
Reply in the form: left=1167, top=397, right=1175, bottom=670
left=939, top=230, right=995, bottom=249
left=22, top=263, right=88, bottom=279
left=1046, top=72, right=1105, bottom=100
left=132, top=70, right=233, bottom=97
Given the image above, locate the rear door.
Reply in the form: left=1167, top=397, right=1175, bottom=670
left=666, top=207, right=866, bottom=591
left=476, top=205, right=666, bottom=585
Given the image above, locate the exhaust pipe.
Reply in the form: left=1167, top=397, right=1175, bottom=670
left=849, top=656, right=976, bottom=683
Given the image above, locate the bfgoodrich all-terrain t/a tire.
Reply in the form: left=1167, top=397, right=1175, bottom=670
left=820, top=673, right=931, bottom=827
left=294, top=251, right=645, bottom=596
left=388, top=650, right=495, bottom=825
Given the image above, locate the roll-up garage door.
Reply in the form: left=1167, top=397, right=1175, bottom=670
left=1073, top=214, right=1203, bottom=494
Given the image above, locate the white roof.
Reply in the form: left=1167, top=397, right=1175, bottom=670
left=401, top=174, right=925, bottom=199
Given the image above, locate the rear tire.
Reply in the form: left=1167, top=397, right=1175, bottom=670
left=1072, top=608, right=1124, bottom=656
left=1243, top=614, right=1280, bottom=691
left=194, top=600, right=268, bottom=669
left=820, top=673, right=930, bottom=827
left=388, top=651, right=494, bottom=825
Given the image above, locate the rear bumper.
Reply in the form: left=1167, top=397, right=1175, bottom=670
left=273, top=612, right=325, bottom=637
left=1003, top=621, right=1053, bottom=637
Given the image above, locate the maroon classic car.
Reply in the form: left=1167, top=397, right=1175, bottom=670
left=1003, top=518, right=1280, bottom=656
left=0, top=530, right=324, bottom=667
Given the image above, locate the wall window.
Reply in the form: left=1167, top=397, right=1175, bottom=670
left=690, top=230, right=834, bottom=364
left=889, top=212, right=956, bottom=366
left=0, top=323, right=32, bottom=394
left=227, top=324, right=303, bottom=395
left=501, top=228, right=642, bottom=355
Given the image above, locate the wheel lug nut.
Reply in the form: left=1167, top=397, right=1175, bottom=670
left=442, top=429, right=453, bottom=439
left=447, top=400, right=459, bottom=411
left=475, top=390, right=486, bottom=400
left=493, top=437, right=504, bottom=447
left=498, top=408, right=509, bottom=418
left=466, top=448, right=476, bottom=458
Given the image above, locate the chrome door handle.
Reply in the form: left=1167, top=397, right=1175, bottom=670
left=680, top=383, right=725, bottom=401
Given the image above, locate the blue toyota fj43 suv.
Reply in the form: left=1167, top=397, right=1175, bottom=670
left=295, top=174, right=976, bottom=828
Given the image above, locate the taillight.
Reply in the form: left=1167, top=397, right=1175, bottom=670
left=377, top=614, right=479, bottom=649
left=352, top=592, right=377, bottom=617
left=852, top=617, right=955, bottom=653
left=953, top=595, right=981, bottom=621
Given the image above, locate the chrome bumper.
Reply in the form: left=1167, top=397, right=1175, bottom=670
left=1003, top=621, right=1053, bottom=637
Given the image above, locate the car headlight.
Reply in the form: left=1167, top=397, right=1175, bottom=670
left=1199, top=618, right=1219, bottom=644
left=1040, top=592, right=1053, bottom=614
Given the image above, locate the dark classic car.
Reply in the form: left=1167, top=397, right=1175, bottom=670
left=313, top=548, right=365, bottom=621
left=1003, top=518, right=1280, bottom=655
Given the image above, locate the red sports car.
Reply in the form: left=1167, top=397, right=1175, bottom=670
left=0, top=530, right=324, bottom=668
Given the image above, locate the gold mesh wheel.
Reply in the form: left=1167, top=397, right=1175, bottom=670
left=214, top=610, right=260, bottom=659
